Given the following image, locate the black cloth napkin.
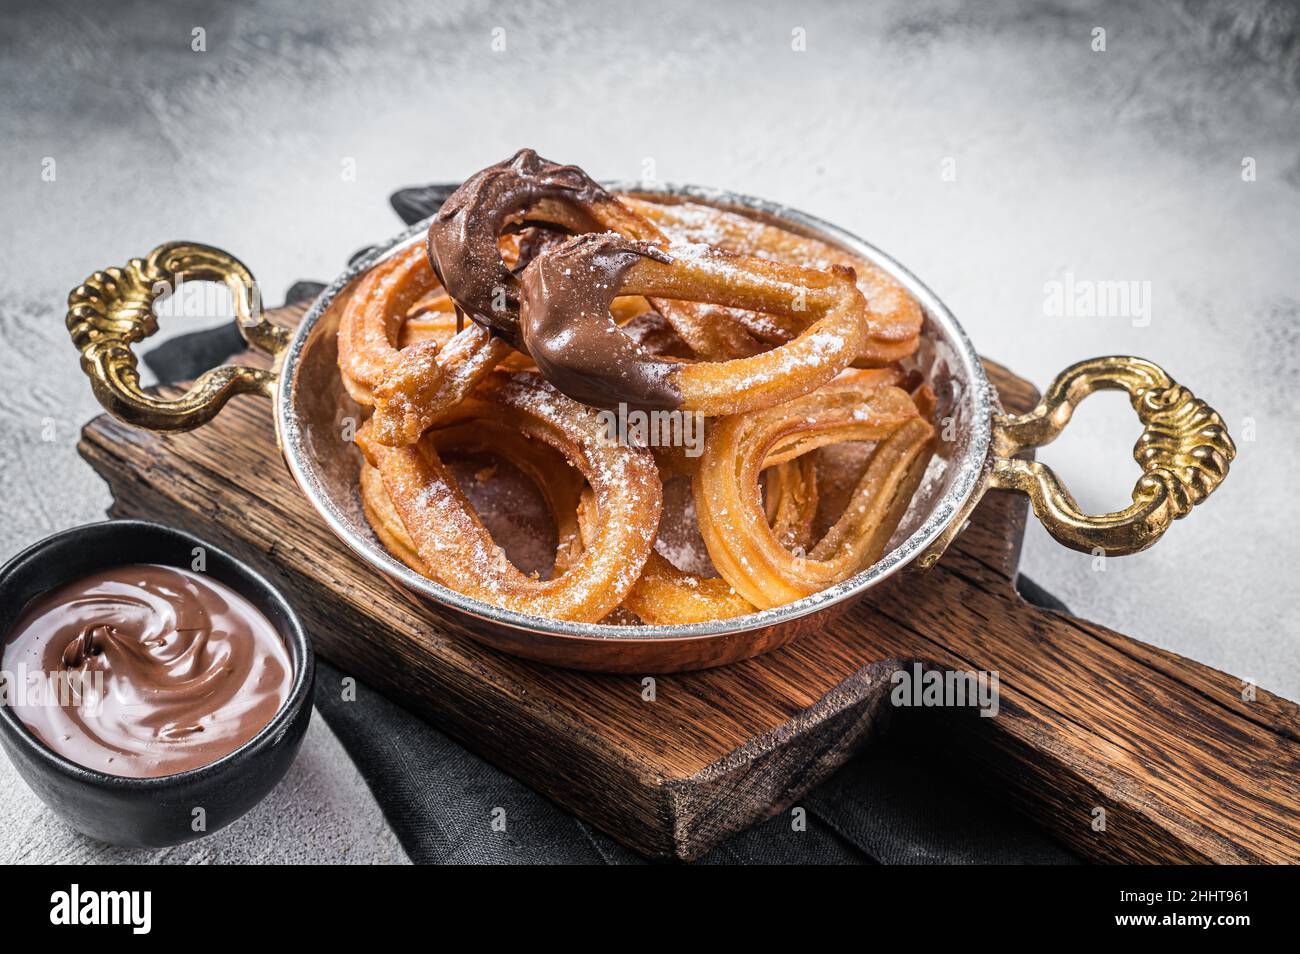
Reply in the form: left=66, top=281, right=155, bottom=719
left=141, top=189, right=1080, bottom=865
left=312, top=657, right=1077, bottom=864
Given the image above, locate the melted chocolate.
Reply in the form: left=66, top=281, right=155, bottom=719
left=1, top=564, right=292, bottom=778
left=519, top=232, right=684, bottom=410
left=427, top=149, right=610, bottom=349
left=512, top=224, right=571, bottom=272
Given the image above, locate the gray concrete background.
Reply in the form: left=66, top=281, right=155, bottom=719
left=0, top=0, right=1296, bottom=863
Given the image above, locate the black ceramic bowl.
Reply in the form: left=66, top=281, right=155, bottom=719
left=0, top=520, right=314, bottom=848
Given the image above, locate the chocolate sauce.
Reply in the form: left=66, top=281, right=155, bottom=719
left=519, top=232, right=684, bottom=410
left=426, top=148, right=609, bottom=348
left=1, top=564, right=292, bottom=778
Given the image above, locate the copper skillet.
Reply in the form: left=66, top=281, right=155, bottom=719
left=65, top=184, right=1235, bottom=672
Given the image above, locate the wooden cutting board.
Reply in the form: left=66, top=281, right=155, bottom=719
left=77, top=303, right=1300, bottom=863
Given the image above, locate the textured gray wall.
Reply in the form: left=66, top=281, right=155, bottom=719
left=1, top=0, right=1297, bottom=862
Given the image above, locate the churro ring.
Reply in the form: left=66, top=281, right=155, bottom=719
left=400, top=285, right=666, bottom=354
left=372, top=303, right=696, bottom=447
left=624, top=197, right=922, bottom=366
left=573, top=455, right=820, bottom=626
left=695, top=375, right=934, bottom=608
left=519, top=233, right=869, bottom=416
left=398, top=286, right=458, bottom=347
left=360, top=419, right=585, bottom=578
left=352, top=252, right=665, bottom=447
left=358, top=371, right=662, bottom=622
left=345, top=193, right=701, bottom=446
left=766, top=454, right=819, bottom=551
left=428, top=148, right=759, bottom=359
left=337, top=241, right=440, bottom=406
left=626, top=556, right=753, bottom=624
left=631, top=455, right=820, bottom=624
left=574, top=487, right=754, bottom=625
left=359, top=460, right=426, bottom=574
left=340, top=226, right=577, bottom=445
left=336, top=239, right=516, bottom=447
left=371, top=326, right=515, bottom=445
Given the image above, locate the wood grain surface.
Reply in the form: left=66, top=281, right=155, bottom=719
left=78, top=304, right=1300, bottom=862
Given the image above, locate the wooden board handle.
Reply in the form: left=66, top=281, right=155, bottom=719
left=869, top=565, right=1300, bottom=864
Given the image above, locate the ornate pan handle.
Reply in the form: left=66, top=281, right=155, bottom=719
left=989, top=356, right=1235, bottom=555
left=67, top=242, right=289, bottom=430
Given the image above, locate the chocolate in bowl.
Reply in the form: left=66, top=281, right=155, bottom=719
left=3, top=563, right=294, bottom=779
left=0, top=521, right=313, bottom=847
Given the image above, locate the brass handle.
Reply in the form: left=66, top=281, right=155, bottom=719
left=67, top=242, right=289, bottom=430
left=989, top=356, right=1235, bottom=555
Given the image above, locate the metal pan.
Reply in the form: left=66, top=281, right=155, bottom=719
left=66, top=184, right=1235, bottom=672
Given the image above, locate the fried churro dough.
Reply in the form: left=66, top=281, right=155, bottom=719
left=695, top=373, right=934, bottom=609
left=574, top=488, right=754, bottom=624
left=520, top=234, right=870, bottom=416
left=337, top=241, right=440, bottom=407
left=340, top=151, right=941, bottom=626
left=360, top=419, right=585, bottom=578
left=335, top=240, right=515, bottom=448
left=623, top=196, right=922, bottom=366
left=358, top=372, right=661, bottom=622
